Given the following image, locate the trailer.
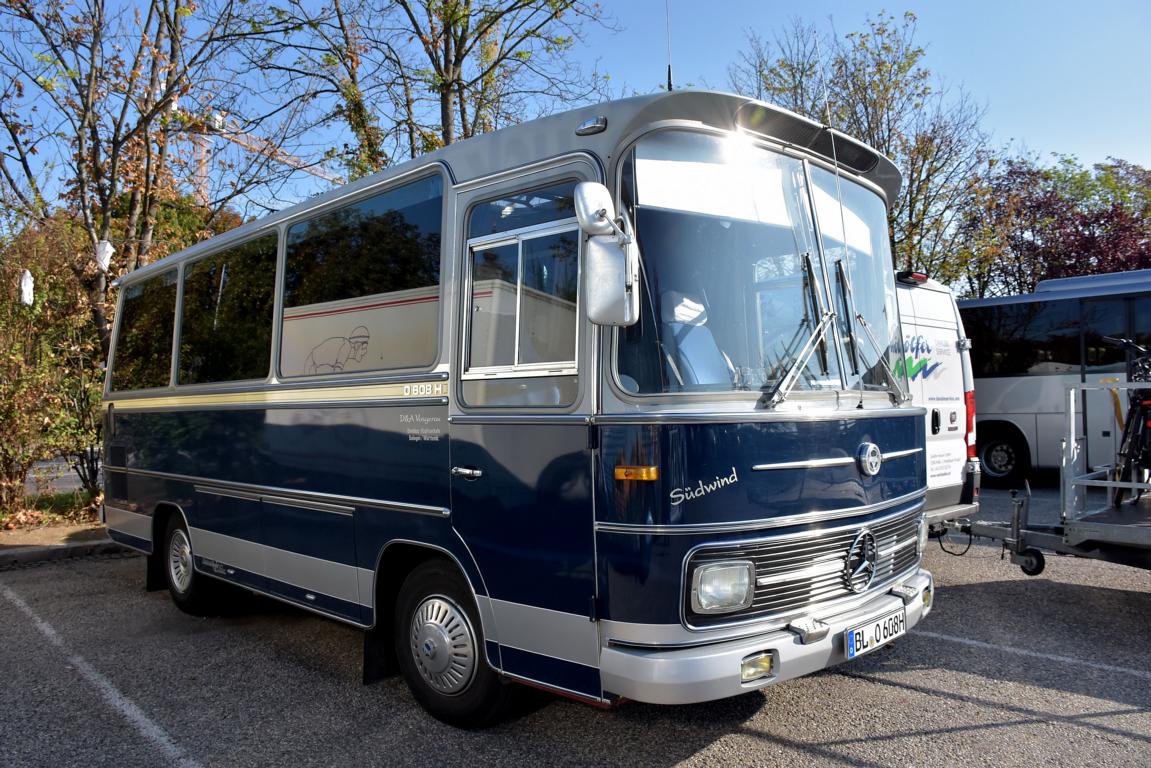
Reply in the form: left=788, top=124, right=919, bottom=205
left=949, top=382, right=1151, bottom=574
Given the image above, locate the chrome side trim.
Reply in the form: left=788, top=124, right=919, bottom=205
left=110, top=397, right=448, bottom=413
left=594, top=490, right=925, bottom=535
left=449, top=414, right=591, bottom=425
left=882, top=447, right=923, bottom=461
left=752, top=456, right=854, bottom=471
left=104, top=505, right=152, bottom=543
left=106, top=465, right=450, bottom=517
left=259, top=495, right=355, bottom=517
left=750, top=446, right=921, bottom=472
left=194, top=485, right=260, bottom=502
left=591, top=407, right=925, bottom=425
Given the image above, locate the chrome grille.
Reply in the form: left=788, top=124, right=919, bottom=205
left=686, top=505, right=922, bottom=627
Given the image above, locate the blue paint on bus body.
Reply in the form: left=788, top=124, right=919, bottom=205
left=106, top=401, right=923, bottom=697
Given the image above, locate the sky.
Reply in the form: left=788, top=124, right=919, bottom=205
left=578, top=0, right=1151, bottom=169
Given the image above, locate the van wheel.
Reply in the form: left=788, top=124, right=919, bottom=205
left=163, top=516, right=217, bottom=615
left=394, top=560, right=512, bottom=728
left=979, top=430, right=1029, bottom=486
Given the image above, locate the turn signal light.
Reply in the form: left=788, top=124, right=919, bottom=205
left=614, top=465, right=659, bottom=481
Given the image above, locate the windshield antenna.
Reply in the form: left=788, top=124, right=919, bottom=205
left=665, top=0, right=674, bottom=91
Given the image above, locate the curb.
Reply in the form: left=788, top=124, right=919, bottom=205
left=0, top=539, right=130, bottom=568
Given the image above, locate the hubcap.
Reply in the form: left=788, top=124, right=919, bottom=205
left=410, top=596, right=476, bottom=695
left=985, top=442, right=1014, bottom=477
left=168, top=528, right=193, bottom=594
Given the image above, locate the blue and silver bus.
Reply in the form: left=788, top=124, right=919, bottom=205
left=102, top=90, right=934, bottom=727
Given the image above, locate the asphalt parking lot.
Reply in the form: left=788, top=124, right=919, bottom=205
left=2, top=489, right=1149, bottom=768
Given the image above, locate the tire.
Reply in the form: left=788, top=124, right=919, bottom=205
left=1018, top=548, right=1046, bottom=577
left=1112, top=456, right=1134, bottom=507
left=979, top=430, right=1029, bottom=486
left=163, top=515, right=217, bottom=616
left=394, top=560, right=512, bottom=728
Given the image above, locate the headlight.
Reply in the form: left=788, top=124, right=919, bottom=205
left=691, top=561, right=754, bottom=614
left=917, top=515, right=929, bottom=555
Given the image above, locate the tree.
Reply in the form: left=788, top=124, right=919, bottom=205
left=251, top=0, right=612, bottom=174
left=0, top=215, right=89, bottom=513
left=0, top=0, right=316, bottom=357
left=953, top=155, right=1151, bottom=297
left=727, top=12, right=988, bottom=276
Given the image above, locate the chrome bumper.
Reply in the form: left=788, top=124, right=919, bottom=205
left=600, top=569, right=934, bottom=705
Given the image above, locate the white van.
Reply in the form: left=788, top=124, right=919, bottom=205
left=895, top=271, right=981, bottom=524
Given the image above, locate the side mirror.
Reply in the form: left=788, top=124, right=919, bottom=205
left=574, top=182, right=618, bottom=236
left=585, top=219, right=640, bottom=326
left=575, top=182, right=640, bottom=326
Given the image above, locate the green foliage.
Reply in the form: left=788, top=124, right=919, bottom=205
left=952, top=155, right=1151, bottom=297
left=0, top=215, right=97, bottom=514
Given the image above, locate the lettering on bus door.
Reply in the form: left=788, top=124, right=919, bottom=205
left=448, top=179, right=601, bottom=699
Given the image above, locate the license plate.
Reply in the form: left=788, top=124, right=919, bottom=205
left=844, top=607, right=907, bottom=659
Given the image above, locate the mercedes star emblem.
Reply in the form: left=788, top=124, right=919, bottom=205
left=856, top=442, right=883, bottom=476
left=844, top=529, right=878, bottom=593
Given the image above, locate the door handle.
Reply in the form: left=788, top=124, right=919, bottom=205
left=451, top=466, right=484, bottom=480
left=931, top=409, right=941, bottom=435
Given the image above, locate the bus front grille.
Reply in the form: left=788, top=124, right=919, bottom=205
left=685, top=504, right=922, bottom=628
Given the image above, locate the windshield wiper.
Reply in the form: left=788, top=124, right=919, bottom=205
left=761, top=253, right=836, bottom=408
left=835, top=260, right=860, bottom=376
left=761, top=310, right=835, bottom=407
left=854, top=310, right=911, bottom=404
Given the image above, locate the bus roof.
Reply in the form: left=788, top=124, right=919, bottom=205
left=958, top=269, right=1151, bottom=309
left=118, top=90, right=901, bottom=288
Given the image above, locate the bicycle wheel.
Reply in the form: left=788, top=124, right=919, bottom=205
left=1112, top=403, right=1142, bottom=507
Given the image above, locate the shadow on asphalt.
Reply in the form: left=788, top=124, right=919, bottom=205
left=901, top=578, right=1150, bottom=709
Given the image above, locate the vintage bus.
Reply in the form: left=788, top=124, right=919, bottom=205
left=102, top=90, right=933, bottom=728
left=959, top=270, right=1151, bottom=484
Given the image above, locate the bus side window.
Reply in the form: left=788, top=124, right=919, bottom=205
left=279, top=173, right=444, bottom=378
left=110, top=269, right=178, bottom=392
left=178, top=234, right=277, bottom=385
left=462, top=181, right=580, bottom=408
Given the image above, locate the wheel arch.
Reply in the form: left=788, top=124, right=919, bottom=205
left=361, top=539, right=500, bottom=686
left=145, top=501, right=190, bottom=592
left=977, top=419, right=1033, bottom=480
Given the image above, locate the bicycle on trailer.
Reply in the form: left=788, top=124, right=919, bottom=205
left=1103, top=336, right=1151, bottom=506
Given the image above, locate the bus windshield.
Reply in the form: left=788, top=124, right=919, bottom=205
left=616, top=130, right=901, bottom=399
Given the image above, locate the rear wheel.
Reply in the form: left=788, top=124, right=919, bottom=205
left=163, top=515, right=217, bottom=615
left=394, top=560, right=512, bottom=728
left=979, top=430, right=1029, bottom=486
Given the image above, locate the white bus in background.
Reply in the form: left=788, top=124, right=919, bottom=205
left=958, top=269, right=1151, bottom=484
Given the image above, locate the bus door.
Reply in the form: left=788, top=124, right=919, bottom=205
left=449, top=183, right=601, bottom=697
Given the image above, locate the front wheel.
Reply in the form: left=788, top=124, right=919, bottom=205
left=394, top=560, right=513, bottom=728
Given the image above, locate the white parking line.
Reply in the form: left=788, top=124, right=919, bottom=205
left=913, top=629, right=1151, bottom=681
left=0, top=583, right=201, bottom=768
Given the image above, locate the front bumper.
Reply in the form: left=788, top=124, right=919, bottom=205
left=600, top=569, right=934, bottom=705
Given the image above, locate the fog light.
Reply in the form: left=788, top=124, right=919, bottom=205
left=922, top=583, right=933, bottom=608
left=691, top=561, right=754, bottom=613
left=741, top=652, right=773, bottom=683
